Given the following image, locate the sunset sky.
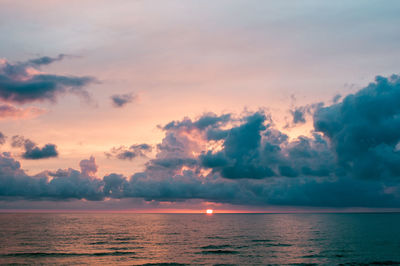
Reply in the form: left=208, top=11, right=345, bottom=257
left=1, top=0, right=400, bottom=212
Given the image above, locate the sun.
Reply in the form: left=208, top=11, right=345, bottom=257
left=206, top=209, right=213, bottom=214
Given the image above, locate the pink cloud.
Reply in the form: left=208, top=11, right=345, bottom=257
left=0, top=103, right=46, bottom=119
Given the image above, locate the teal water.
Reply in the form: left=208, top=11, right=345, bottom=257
left=0, top=213, right=399, bottom=265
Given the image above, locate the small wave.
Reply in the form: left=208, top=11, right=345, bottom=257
left=252, top=242, right=292, bottom=247
left=92, top=251, right=137, bottom=256
left=89, top=241, right=107, bottom=245
left=200, top=250, right=239, bottom=254
left=107, top=247, right=131, bottom=250
left=269, top=243, right=291, bottom=247
left=95, top=232, right=111, bottom=235
left=18, top=242, right=32, bottom=246
left=206, top=236, right=226, bottom=240
left=1, top=251, right=136, bottom=257
left=308, top=238, right=326, bottom=241
left=302, top=254, right=325, bottom=258
left=233, top=245, right=250, bottom=249
left=139, top=263, right=187, bottom=266
left=201, top=244, right=233, bottom=249
left=251, top=239, right=273, bottom=243
left=115, top=237, right=135, bottom=241
left=339, top=261, right=400, bottom=266
left=290, top=263, right=319, bottom=266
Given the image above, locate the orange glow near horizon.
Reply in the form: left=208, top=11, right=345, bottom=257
left=2, top=208, right=397, bottom=214
left=0, top=208, right=279, bottom=214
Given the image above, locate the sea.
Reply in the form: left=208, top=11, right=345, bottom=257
left=0, top=213, right=400, bottom=265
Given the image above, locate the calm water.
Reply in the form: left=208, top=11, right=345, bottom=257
left=0, top=213, right=400, bottom=265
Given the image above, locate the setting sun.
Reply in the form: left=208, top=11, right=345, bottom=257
left=0, top=1, right=399, bottom=265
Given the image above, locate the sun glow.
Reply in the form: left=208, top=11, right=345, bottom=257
left=206, top=209, right=213, bottom=214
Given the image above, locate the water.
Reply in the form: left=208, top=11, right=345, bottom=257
left=1, top=213, right=400, bottom=265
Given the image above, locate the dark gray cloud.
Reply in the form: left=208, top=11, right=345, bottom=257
left=197, top=112, right=335, bottom=180
left=11, top=135, right=58, bottom=160
left=163, top=113, right=231, bottom=131
left=0, top=153, right=103, bottom=200
left=0, top=55, right=95, bottom=104
left=106, top=144, right=152, bottom=160
left=291, top=107, right=307, bottom=124
left=289, top=102, right=324, bottom=125
left=1, top=150, right=399, bottom=207
left=314, top=75, right=400, bottom=180
left=111, top=93, right=136, bottom=107
left=200, top=112, right=276, bottom=179
left=332, top=94, right=342, bottom=103
left=1, top=74, right=400, bottom=208
left=119, top=174, right=400, bottom=208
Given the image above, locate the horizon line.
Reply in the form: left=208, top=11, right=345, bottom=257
left=1, top=209, right=400, bottom=214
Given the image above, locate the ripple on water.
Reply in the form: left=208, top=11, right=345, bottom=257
left=115, top=237, right=136, bottom=241
left=200, top=245, right=233, bottom=249
left=199, top=250, right=239, bottom=254
left=206, top=236, right=226, bottom=240
left=139, top=263, right=187, bottom=266
left=251, top=241, right=292, bottom=247
left=0, top=251, right=137, bottom=257
left=2, top=213, right=400, bottom=265
left=339, top=261, right=400, bottom=265
left=251, top=239, right=273, bottom=243
left=302, top=254, right=325, bottom=258
left=107, top=247, right=132, bottom=251
left=89, top=241, right=108, bottom=245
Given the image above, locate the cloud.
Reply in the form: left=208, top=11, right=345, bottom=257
left=0, top=151, right=399, bottom=207
left=0, top=153, right=103, bottom=200
left=291, top=107, right=307, bottom=124
left=11, top=135, right=58, bottom=160
left=79, top=156, right=98, bottom=177
left=1, top=74, right=400, bottom=208
left=0, top=132, right=5, bottom=145
left=116, top=173, right=400, bottom=208
left=314, top=75, right=400, bottom=180
left=200, top=112, right=276, bottom=179
left=106, top=144, right=152, bottom=160
left=0, top=55, right=95, bottom=104
left=289, top=102, right=324, bottom=126
left=0, top=104, right=46, bottom=119
left=196, top=112, right=334, bottom=180
left=111, top=93, right=136, bottom=107
left=332, top=94, right=342, bottom=103
left=27, top=54, right=65, bottom=66
left=162, top=113, right=231, bottom=131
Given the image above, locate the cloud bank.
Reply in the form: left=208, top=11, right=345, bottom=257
left=1, top=74, right=400, bottom=208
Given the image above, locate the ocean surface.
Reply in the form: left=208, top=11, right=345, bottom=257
left=0, top=213, right=400, bottom=265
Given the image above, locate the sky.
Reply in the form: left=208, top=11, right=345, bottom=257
left=1, top=0, right=400, bottom=212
